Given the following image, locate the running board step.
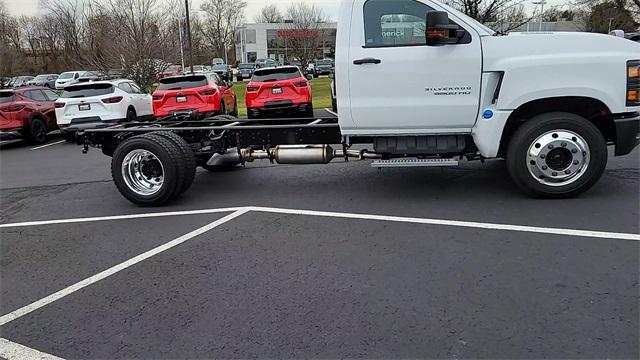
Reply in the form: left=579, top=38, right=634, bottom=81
left=371, top=158, right=459, bottom=168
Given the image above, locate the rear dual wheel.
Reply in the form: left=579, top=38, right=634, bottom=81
left=112, top=132, right=196, bottom=206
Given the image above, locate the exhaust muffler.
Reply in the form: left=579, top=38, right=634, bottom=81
left=241, top=145, right=335, bottom=164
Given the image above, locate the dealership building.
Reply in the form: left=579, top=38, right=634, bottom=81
left=235, top=22, right=338, bottom=64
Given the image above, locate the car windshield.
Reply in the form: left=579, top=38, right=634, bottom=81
left=212, top=65, right=227, bottom=70
left=158, top=75, right=208, bottom=90
left=0, top=91, right=15, bottom=103
left=61, top=83, right=114, bottom=98
left=252, top=67, right=301, bottom=82
left=81, top=72, right=99, bottom=78
left=317, top=60, right=333, bottom=66
left=34, top=75, right=49, bottom=80
left=59, top=72, right=76, bottom=79
left=239, top=64, right=254, bottom=69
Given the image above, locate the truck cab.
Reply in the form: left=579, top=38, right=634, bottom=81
left=336, top=0, right=639, bottom=157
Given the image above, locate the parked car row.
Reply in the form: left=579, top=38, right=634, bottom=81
left=1, top=65, right=318, bottom=146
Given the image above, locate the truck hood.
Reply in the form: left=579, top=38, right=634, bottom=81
left=482, top=32, right=640, bottom=71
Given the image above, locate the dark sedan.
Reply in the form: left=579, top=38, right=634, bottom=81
left=236, top=63, right=256, bottom=81
left=212, top=64, right=232, bottom=81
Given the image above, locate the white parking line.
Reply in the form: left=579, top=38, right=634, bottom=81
left=0, top=338, right=64, bottom=360
left=248, top=206, right=640, bottom=241
left=0, top=209, right=248, bottom=327
left=0, top=207, right=241, bottom=228
left=324, top=108, right=338, bottom=117
left=30, top=140, right=65, bottom=151
left=1, top=206, right=638, bottom=241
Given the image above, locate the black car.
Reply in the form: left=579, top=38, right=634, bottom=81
left=77, top=71, right=108, bottom=83
left=236, top=63, right=256, bottom=81
left=212, top=64, right=231, bottom=81
left=313, top=59, right=334, bottom=77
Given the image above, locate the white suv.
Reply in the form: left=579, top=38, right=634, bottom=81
left=55, top=79, right=153, bottom=141
left=55, top=71, right=84, bottom=89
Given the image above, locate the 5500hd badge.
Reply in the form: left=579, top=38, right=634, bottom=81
left=425, top=86, right=472, bottom=96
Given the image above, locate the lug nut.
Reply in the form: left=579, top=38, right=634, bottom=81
left=561, top=142, right=567, bottom=147
left=571, top=149, right=578, bottom=154
left=542, top=165, right=548, bottom=170
left=565, top=170, right=571, bottom=175
left=540, top=154, right=546, bottom=159
left=573, top=160, right=579, bottom=165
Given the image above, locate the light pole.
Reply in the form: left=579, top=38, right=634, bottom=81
left=178, top=18, right=186, bottom=71
left=184, top=0, right=195, bottom=74
left=532, top=0, right=547, bottom=31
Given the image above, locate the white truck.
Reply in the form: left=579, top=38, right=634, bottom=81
left=80, top=0, right=640, bottom=206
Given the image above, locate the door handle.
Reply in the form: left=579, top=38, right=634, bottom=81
left=353, top=58, right=381, bottom=65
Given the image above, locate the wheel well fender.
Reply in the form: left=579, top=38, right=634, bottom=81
left=498, top=96, right=613, bottom=157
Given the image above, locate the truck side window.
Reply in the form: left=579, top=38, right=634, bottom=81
left=364, top=0, right=432, bottom=47
left=363, top=0, right=470, bottom=47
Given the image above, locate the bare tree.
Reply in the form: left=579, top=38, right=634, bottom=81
left=281, top=2, right=327, bottom=70
left=445, top=0, right=534, bottom=31
left=87, top=0, right=170, bottom=89
left=42, top=0, right=87, bottom=67
left=200, top=0, right=247, bottom=63
left=587, top=0, right=638, bottom=31
left=254, top=4, right=283, bottom=23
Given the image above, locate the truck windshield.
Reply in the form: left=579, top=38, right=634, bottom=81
left=61, top=84, right=114, bottom=98
left=252, top=68, right=301, bottom=82
left=158, top=76, right=208, bottom=90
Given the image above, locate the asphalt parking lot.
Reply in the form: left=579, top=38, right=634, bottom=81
left=0, top=114, right=638, bottom=358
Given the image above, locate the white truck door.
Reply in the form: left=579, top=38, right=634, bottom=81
left=346, top=0, right=482, bottom=134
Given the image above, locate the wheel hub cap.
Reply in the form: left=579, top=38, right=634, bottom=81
left=527, top=130, right=590, bottom=186
left=121, top=149, right=165, bottom=196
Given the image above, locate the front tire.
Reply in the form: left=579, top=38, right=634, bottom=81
left=126, top=107, right=137, bottom=122
left=27, top=118, right=48, bottom=144
left=506, top=112, right=607, bottom=198
left=230, top=98, right=238, bottom=117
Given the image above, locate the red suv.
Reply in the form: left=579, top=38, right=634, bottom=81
left=0, top=87, right=59, bottom=144
left=152, top=73, right=238, bottom=118
left=246, top=66, right=313, bottom=119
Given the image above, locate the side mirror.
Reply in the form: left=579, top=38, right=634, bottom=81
left=425, top=11, right=464, bottom=46
left=306, top=74, right=313, bottom=81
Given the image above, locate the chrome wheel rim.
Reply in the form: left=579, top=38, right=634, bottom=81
left=121, top=149, right=165, bottom=196
left=527, top=130, right=590, bottom=187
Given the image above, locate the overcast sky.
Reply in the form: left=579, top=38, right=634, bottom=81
left=4, top=0, right=340, bottom=20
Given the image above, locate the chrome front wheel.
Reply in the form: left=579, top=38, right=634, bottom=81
left=526, top=130, right=590, bottom=187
